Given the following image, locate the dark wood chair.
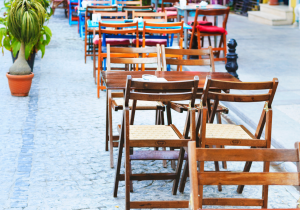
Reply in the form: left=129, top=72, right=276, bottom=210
left=162, top=46, right=229, bottom=173
left=188, top=140, right=300, bottom=209
left=114, top=75, right=199, bottom=209
left=106, top=45, right=167, bottom=168
left=189, top=7, right=230, bottom=62
left=180, top=76, right=279, bottom=194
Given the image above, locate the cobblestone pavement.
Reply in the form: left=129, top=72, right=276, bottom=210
left=0, top=2, right=299, bottom=209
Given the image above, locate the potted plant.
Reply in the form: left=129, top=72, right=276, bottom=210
left=5, top=0, right=47, bottom=96
left=0, top=0, right=52, bottom=72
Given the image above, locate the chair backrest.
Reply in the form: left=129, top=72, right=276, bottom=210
left=161, top=0, right=186, bottom=12
left=163, top=46, right=215, bottom=72
left=124, top=75, right=199, bottom=106
left=86, top=6, right=118, bottom=19
left=85, top=6, right=118, bottom=18
left=192, top=7, right=230, bottom=31
left=84, top=0, right=112, bottom=6
left=188, top=141, right=300, bottom=210
left=93, top=11, right=128, bottom=19
left=98, top=21, right=138, bottom=47
left=132, top=11, right=168, bottom=22
left=122, top=5, right=154, bottom=12
left=106, top=44, right=165, bottom=71
left=115, top=0, right=142, bottom=6
left=202, top=76, right=278, bottom=106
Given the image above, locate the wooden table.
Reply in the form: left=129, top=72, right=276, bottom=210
left=102, top=71, right=240, bottom=153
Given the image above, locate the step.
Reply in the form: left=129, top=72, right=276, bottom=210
left=259, top=4, right=293, bottom=18
left=248, top=11, right=293, bottom=26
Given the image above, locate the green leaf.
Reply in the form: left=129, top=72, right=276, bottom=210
left=39, top=43, right=45, bottom=58
left=3, top=36, right=11, bottom=51
left=43, top=25, right=52, bottom=37
left=45, top=33, right=51, bottom=45
left=25, top=43, right=34, bottom=60
left=0, top=28, right=6, bottom=47
left=11, top=39, right=21, bottom=57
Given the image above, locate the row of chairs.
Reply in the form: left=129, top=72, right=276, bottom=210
left=107, top=53, right=278, bottom=208
left=92, top=20, right=184, bottom=98
left=106, top=45, right=224, bottom=169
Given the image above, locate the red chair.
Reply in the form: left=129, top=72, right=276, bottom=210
left=189, top=7, right=230, bottom=62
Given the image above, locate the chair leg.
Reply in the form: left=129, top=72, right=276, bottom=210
left=237, top=161, right=253, bottom=194
left=262, top=161, right=270, bottom=208
left=108, top=97, right=114, bottom=168
left=223, top=33, right=227, bottom=63
left=130, top=161, right=133, bottom=192
left=93, top=44, right=96, bottom=84
left=179, top=159, right=189, bottom=193
left=172, top=147, right=185, bottom=195
left=216, top=113, right=227, bottom=169
left=210, top=145, right=222, bottom=192
left=208, top=36, right=212, bottom=46
left=163, top=147, right=167, bottom=168
left=113, top=127, right=124, bottom=197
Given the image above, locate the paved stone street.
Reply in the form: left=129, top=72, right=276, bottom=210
left=0, top=1, right=299, bottom=209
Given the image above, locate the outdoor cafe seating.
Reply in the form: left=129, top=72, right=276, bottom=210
left=76, top=2, right=292, bottom=210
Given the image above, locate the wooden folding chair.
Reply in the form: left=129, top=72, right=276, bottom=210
left=84, top=6, right=118, bottom=64
left=162, top=46, right=229, bottom=176
left=180, top=76, right=279, bottom=194
left=188, top=141, right=300, bottom=209
left=106, top=45, right=167, bottom=168
left=95, top=21, right=138, bottom=98
left=114, top=75, right=199, bottom=209
left=189, top=7, right=230, bottom=62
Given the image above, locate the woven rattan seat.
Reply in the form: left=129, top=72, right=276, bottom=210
left=129, top=125, right=180, bottom=140
left=113, top=99, right=163, bottom=110
left=206, top=124, right=253, bottom=139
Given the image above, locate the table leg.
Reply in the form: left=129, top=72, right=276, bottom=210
left=106, top=89, right=109, bottom=151
left=214, top=16, right=218, bottom=48
left=184, top=11, right=188, bottom=50
left=177, top=9, right=180, bottom=44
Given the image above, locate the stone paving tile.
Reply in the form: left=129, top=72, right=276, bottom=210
left=0, top=1, right=299, bottom=209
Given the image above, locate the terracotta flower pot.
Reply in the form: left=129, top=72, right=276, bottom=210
left=269, top=0, right=278, bottom=5
left=6, top=72, right=34, bottom=97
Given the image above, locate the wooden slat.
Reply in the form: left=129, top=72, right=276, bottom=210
left=208, top=92, right=270, bottom=102
left=130, top=201, right=189, bottom=209
left=130, top=139, right=190, bottom=147
left=131, top=80, right=196, bottom=90
left=205, top=138, right=267, bottom=147
left=130, top=150, right=187, bottom=160
left=196, top=148, right=299, bottom=162
left=202, top=198, right=263, bottom=206
left=119, top=173, right=177, bottom=181
left=130, top=92, right=193, bottom=102
left=209, top=80, right=274, bottom=90
left=165, top=48, right=210, bottom=56
left=166, top=58, right=210, bottom=66
left=110, top=47, right=159, bottom=54
left=198, top=172, right=299, bottom=185
left=111, top=57, right=158, bottom=64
